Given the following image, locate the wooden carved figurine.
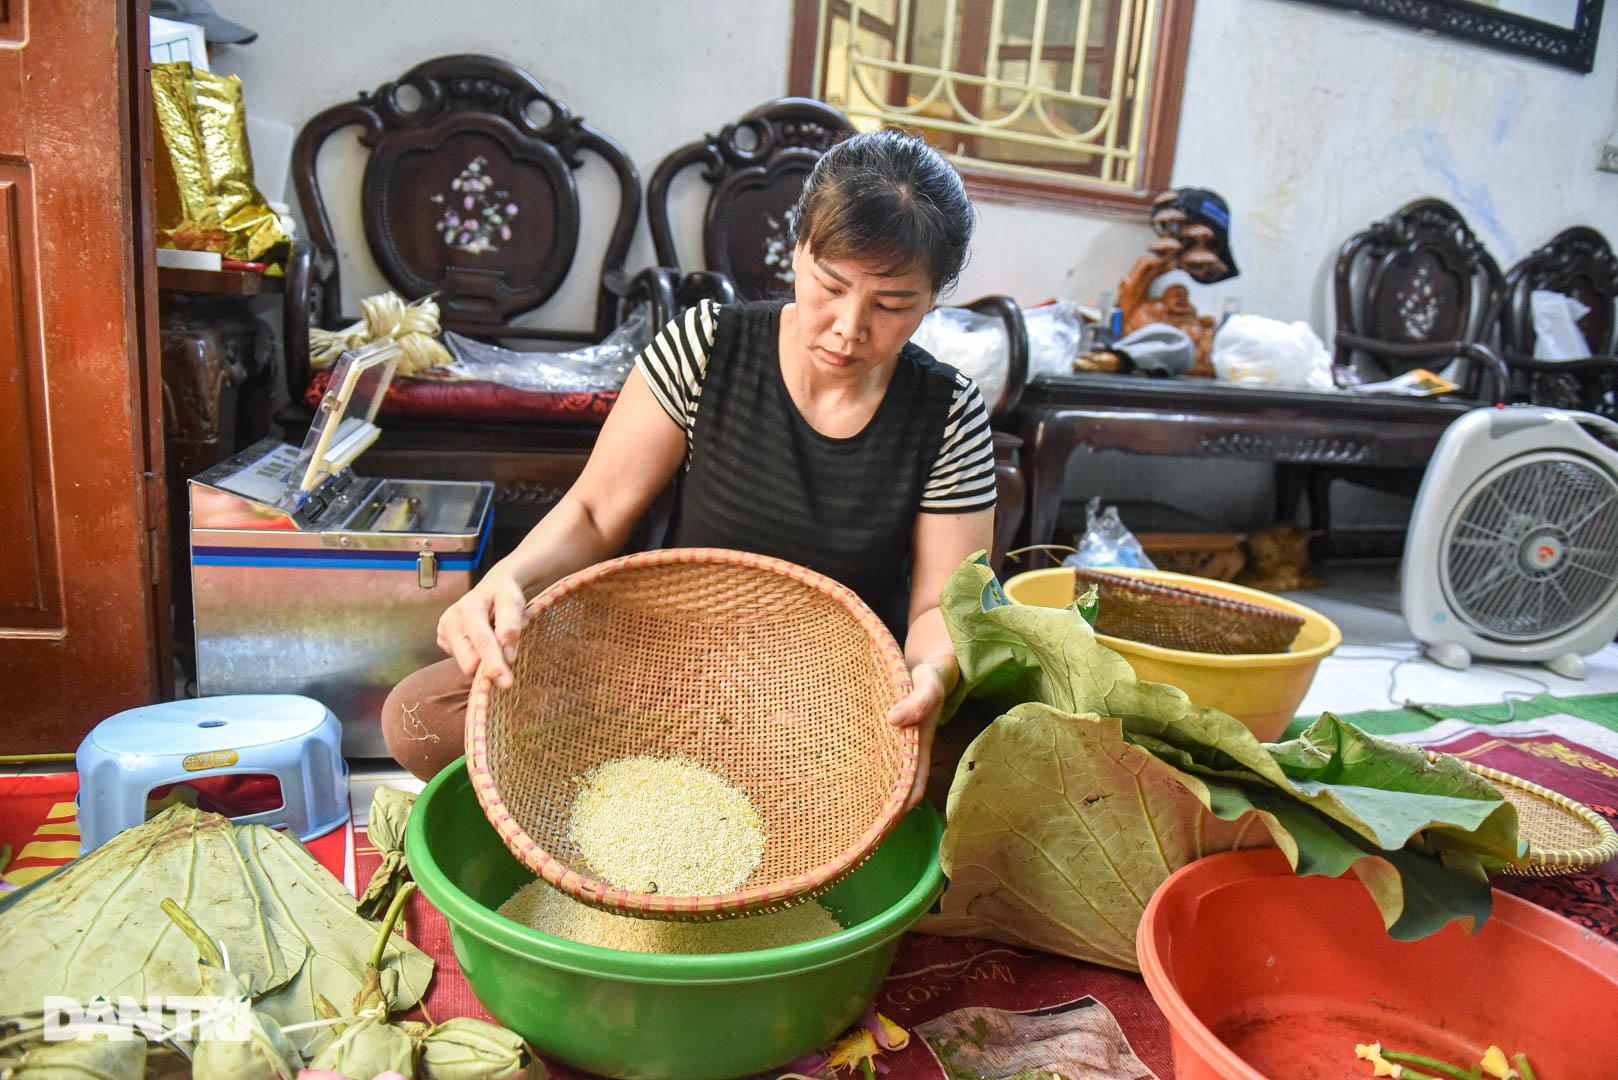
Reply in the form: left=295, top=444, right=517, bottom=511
left=1116, top=188, right=1240, bottom=377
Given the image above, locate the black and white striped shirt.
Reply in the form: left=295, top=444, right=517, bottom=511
left=635, top=299, right=996, bottom=630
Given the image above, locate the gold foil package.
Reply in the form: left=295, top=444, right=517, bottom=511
left=151, top=61, right=287, bottom=262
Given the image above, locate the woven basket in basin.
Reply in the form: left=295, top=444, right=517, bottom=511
left=465, top=548, right=917, bottom=920
left=1073, top=567, right=1305, bottom=655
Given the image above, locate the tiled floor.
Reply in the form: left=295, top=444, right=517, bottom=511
left=16, top=560, right=1618, bottom=830
left=1282, top=560, right=1618, bottom=718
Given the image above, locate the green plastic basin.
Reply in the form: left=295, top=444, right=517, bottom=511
left=405, top=758, right=945, bottom=1080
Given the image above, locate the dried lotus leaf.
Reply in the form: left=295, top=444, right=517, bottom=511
left=10, top=1034, right=147, bottom=1079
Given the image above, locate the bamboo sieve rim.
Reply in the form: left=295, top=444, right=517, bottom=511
left=1465, top=760, right=1618, bottom=877
left=465, top=547, right=920, bottom=920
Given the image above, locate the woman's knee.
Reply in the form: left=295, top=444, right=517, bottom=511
left=380, top=658, right=472, bottom=782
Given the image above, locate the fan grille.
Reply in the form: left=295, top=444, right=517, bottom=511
left=1443, top=454, right=1618, bottom=641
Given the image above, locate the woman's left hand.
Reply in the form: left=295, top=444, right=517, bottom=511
left=886, top=662, right=946, bottom=812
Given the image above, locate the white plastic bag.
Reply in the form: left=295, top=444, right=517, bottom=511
left=1024, top=300, right=1084, bottom=380
left=1531, top=289, right=1593, bottom=359
left=909, top=305, right=1010, bottom=408
left=1210, top=313, right=1334, bottom=391
left=440, top=304, right=654, bottom=392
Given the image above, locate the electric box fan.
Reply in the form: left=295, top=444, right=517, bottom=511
left=1402, top=407, right=1618, bottom=679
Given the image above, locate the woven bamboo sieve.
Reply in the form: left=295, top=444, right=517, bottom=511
left=1073, top=567, right=1305, bottom=655
left=465, top=548, right=918, bottom=920
left=1465, top=761, right=1618, bottom=877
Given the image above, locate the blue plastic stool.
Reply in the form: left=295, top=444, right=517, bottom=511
left=76, top=694, right=350, bottom=853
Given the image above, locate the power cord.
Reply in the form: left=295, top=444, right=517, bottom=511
left=1395, top=660, right=1552, bottom=724
left=1316, top=643, right=1555, bottom=724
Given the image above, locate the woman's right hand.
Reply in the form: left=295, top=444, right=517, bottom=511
left=436, top=567, right=528, bottom=688
left=428, top=364, right=690, bottom=689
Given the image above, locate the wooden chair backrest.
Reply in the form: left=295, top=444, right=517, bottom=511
left=1333, top=198, right=1504, bottom=396
left=647, top=97, right=854, bottom=304
left=291, top=54, right=641, bottom=347
left=1502, top=225, right=1617, bottom=359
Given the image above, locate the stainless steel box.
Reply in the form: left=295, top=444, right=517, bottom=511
left=189, top=341, right=492, bottom=756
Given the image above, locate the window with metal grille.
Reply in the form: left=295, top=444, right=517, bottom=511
left=788, top=0, right=1194, bottom=213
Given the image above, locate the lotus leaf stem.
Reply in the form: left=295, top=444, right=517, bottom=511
left=159, top=897, right=224, bottom=968
left=369, top=880, right=417, bottom=972
left=1382, top=1050, right=1482, bottom=1080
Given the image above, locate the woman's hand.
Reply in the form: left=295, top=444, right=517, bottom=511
left=886, top=661, right=947, bottom=812
left=894, top=506, right=991, bottom=813
left=436, top=567, right=528, bottom=688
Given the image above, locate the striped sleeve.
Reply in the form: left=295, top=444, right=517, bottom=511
left=634, top=299, right=719, bottom=435
left=921, top=372, right=997, bottom=512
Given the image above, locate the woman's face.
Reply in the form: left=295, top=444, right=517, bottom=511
left=789, top=243, right=936, bottom=374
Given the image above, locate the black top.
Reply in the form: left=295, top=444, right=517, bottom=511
left=638, top=300, right=995, bottom=632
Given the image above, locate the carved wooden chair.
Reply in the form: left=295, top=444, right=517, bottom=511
left=646, top=97, right=1030, bottom=566
left=284, top=55, right=675, bottom=557
left=1282, top=198, right=1513, bottom=542
left=1500, top=226, right=1618, bottom=418
left=648, top=97, right=852, bottom=308
left=1332, top=197, right=1509, bottom=403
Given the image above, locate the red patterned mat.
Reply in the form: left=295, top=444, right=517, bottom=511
left=378, top=879, right=1173, bottom=1079
left=366, top=714, right=1618, bottom=1080
left=8, top=717, right=1618, bottom=1080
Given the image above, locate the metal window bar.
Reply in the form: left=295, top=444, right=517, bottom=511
left=1121, top=0, right=1156, bottom=186
left=1070, top=0, right=1095, bottom=98
left=821, top=0, right=1158, bottom=187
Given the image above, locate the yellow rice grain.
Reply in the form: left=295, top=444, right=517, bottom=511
left=498, top=880, right=843, bottom=953
left=565, top=755, right=765, bottom=895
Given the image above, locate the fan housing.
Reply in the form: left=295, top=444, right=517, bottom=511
left=1401, top=407, right=1618, bottom=677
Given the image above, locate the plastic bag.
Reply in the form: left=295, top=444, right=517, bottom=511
left=1111, top=323, right=1195, bottom=375
left=1530, top=289, right=1593, bottom=359
left=1210, top=313, right=1334, bottom=391
left=440, top=304, right=655, bottom=392
left=1062, top=497, right=1156, bottom=570
left=1024, top=300, right=1085, bottom=379
left=909, top=305, right=1010, bottom=408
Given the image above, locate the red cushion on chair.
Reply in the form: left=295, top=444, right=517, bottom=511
left=305, top=369, right=618, bottom=423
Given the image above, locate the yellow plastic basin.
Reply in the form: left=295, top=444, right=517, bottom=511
left=1003, top=567, right=1341, bottom=741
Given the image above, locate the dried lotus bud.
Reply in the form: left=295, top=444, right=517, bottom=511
left=305, top=1014, right=416, bottom=1080
left=420, top=1016, right=543, bottom=1079
left=190, top=1002, right=299, bottom=1080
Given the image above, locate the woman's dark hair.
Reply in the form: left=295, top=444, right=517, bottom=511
left=791, top=129, right=975, bottom=294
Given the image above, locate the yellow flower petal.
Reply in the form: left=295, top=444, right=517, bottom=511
left=1356, top=1042, right=1383, bottom=1061
left=1481, top=1046, right=1514, bottom=1078
left=1372, top=1059, right=1403, bottom=1078
left=875, top=1012, right=910, bottom=1051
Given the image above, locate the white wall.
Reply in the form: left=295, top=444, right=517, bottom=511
left=208, top=0, right=1618, bottom=533
left=1176, top=1, right=1618, bottom=331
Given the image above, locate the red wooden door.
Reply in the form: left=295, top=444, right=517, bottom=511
left=0, top=0, right=169, bottom=753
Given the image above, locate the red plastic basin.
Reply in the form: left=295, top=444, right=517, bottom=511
left=1137, top=847, right=1618, bottom=1079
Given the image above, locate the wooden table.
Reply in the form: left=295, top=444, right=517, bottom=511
left=1012, top=373, right=1480, bottom=566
